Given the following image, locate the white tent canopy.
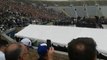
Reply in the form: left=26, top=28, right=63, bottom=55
left=15, top=24, right=107, bottom=53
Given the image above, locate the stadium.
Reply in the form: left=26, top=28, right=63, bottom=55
left=0, top=0, right=107, bottom=60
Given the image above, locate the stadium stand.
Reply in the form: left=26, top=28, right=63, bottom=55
left=1, top=0, right=107, bottom=60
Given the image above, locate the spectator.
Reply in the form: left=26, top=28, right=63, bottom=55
left=37, top=43, right=54, bottom=60
left=5, top=43, right=31, bottom=60
left=68, top=37, right=97, bottom=60
left=0, top=39, right=8, bottom=60
left=20, top=38, right=32, bottom=60
left=5, top=43, right=22, bottom=60
left=19, top=43, right=30, bottom=60
left=95, top=16, right=103, bottom=28
left=20, top=38, right=32, bottom=47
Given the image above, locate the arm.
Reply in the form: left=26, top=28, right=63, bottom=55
left=47, top=47, right=54, bottom=60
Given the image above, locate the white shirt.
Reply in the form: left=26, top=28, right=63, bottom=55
left=0, top=51, right=6, bottom=60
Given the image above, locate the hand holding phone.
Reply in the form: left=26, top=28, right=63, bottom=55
left=47, top=39, right=51, bottom=50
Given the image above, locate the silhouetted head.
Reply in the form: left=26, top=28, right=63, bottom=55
left=68, top=37, right=97, bottom=60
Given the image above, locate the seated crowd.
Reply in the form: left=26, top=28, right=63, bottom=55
left=0, top=0, right=67, bottom=32
left=1, top=37, right=107, bottom=60
left=0, top=0, right=107, bottom=33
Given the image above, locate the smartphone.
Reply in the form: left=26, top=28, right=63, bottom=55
left=47, top=39, right=51, bottom=49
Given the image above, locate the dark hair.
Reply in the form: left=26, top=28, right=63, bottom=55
left=38, top=57, right=47, bottom=60
left=68, top=37, right=97, bottom=60
left=5, top=44, right=21, bottom=60
left=0, top=39, right=8, bottom=48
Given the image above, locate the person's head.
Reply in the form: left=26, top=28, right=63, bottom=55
left=5, top=43, right=22, bottom=60
left=95, top=16, right=99, bottom=20
left=21, top=38, right=32, bottom=47
left=0, top=39, right=8, bottom=52
left=37, top=43, right=48, bottom=60
left=68, top=37, right=97, bottom=60
left=37, top=43, right=54, bottom=60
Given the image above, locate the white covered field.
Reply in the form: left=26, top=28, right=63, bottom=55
left=15, top=24, right=107, bottom=54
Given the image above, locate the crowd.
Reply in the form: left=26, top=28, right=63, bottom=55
left=0, top=0, right=32, bottom=32
left=0, top=0, right=107, bottom=59
left=0, top=0, right=67, bottom=32
left=1, top=37, right=107, bottom=60
left=75, top=16, right=104, bottom=28
left=1, top=0, right=107, bottom=33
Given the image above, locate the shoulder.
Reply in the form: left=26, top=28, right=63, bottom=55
left=0, top=51, right=6, bottom=60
